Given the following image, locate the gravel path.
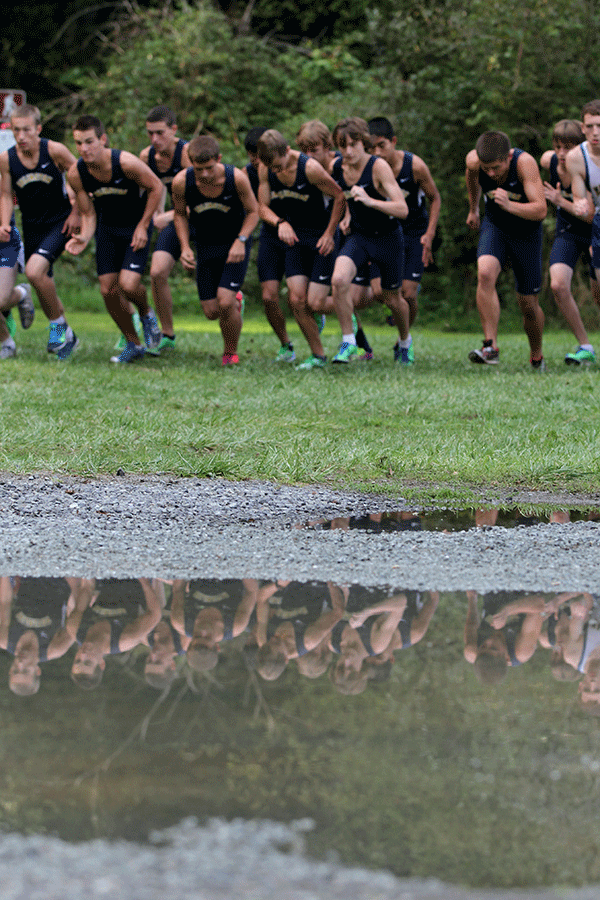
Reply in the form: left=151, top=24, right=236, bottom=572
left=2, top=473, right=600, bottom=899
left=1, top=474, right=599, bottom=591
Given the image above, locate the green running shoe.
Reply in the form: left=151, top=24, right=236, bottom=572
left=565, top=346, right=596, bottom=365
left=332, top=341, right=359, bottom=364
left=3, top=310, right=16, bottom=339
left=296, top=354, right=326, bottom=369
left=158, top=335, right=176, bottom=352
left=275, top=344, right=296, bottom=362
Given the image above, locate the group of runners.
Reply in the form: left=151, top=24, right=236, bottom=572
left=1, top=100, right=599, bottom=368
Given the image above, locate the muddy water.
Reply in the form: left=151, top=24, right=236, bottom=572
left=1, top=575, right=599, bottom=890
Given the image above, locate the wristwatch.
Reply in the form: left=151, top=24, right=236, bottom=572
left=237, top=234, right=248, bottom=243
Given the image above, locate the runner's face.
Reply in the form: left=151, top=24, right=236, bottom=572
left=479, top=156, right=511, bottom=183
left=339, top=137, right=365, bottom=164
left=73, top=129, right=106, bottom=164
left=192, top=157, right=221, bottom=184
left=11, top=116, right=41, bottom=153
left=582, top=114, right=600, bottom=149
left=370, top=135, right=396, bottom=164
left=553, top=142, right=575, bottom=164
left=269, top=152, right=290, bottom=175
left=298, top=141, right=329, bottom=168
left=146, top=120, right=177, bottom=153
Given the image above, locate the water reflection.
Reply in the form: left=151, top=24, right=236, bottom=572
left=4, top=576, right=600, bottom=700
left=2, top=575, right=600, bottom=887
left=304, top=506, right=600, bottom=532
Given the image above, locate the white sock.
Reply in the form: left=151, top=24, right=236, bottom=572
left=342, top=333, right=356, bottom=345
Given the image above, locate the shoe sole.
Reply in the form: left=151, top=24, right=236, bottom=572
left=468, top=350, right=499, bottom=365
left=57, top=337, right=80, bottom=361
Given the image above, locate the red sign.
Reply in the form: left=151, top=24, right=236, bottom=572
left=0, top=90, right=26, bottom=122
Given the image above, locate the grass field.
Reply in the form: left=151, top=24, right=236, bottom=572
left=1, top=306, right=599, bottom=502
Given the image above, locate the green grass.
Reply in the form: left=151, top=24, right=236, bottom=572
left=2, top=306, right=600, bottom=501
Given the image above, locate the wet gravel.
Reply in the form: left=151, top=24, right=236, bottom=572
left=0, top=474, right=599, bottom=592
left=2, top=473, right=600, bottom=899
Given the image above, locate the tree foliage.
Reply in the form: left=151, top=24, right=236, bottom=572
left=60, top=1, right=364, bottom=156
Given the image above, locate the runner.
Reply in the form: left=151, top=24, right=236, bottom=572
left=367, top=116, right=441, bottom=351
left=541, top=119, right=598, bottom=365
left=140, top=105, right=190, bottom=352
left=329, top=117, right=410, bottom=364
left=466, top=130, right=547, bottom=368
left=66, top=115, right=163, bottom=363
left=257, top=128, right=344, bottom=370
left=171, top=134, right=258, bottom=365
left=0, top=104, right=79, bottom=358
left=244, top=125, right=295, bottom=361
left=295, top=119, right=374, bottom=360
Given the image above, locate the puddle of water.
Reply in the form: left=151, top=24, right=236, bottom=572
left=303, top=507, right=600, bottom=532
left=2, top=575, right=600, bottom=888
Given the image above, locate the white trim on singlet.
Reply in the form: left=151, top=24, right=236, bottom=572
left=581, top=142, right=600, bottom=209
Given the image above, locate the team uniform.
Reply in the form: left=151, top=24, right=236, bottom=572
left=477, top=149, right=543, bottom=296
left=184, top=165, right=251, bottom=301
left=75, top=578, right=148, bottom=655
left=4, top=577, right=70, bottom=662
left=147, top=138, right=188, bottom=260
left=0, top=216, right=24, bottom=273
left=546, top=153, right=595, bottom=278
left=580, top=142, right=600, bottom=270
left=76, top=149, right=152, bottom=276
left=8, top=138, right=71, bottom=274
left=181, top=579, right=246, bottom=641
left=332, top=155, right=404, bottom=291
left=266, top=153, right=337, bottom=284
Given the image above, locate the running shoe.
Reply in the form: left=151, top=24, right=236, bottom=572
left=275, top=344, right=296, bottom=362
left=142, top=311, right=162, bottom=349
left=114, top=312, right=144, bottom=350
left=17, top=284, right=35, bottom=329
left=110, top=342, right=146, bottom=364
left=3, top=310, right=16, bottom=339
left=468, top=343, right=499, bottom=365
left=157, top=335, right=176, bottom=352
left=314, top=313, right=326, bottom=333
left=296, top=354, right=326, bottom=370
left=47, top=322, right=71, bottom=354
left=57, top=333, right=79, bottom=361
left=393, top=339, right=414, bottom=365
left=530, top=356, right=547, bottom=372
left=0, top=341, right=16, bottom=359
left=332, top=341, right=359, bottom=364
left=357, top=350, right=374, bottom=361
left=222, top=353, right=239, bottom=366
left=565, top=346, right=596, bottom=365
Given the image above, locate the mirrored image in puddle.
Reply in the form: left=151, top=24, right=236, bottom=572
left=301, top=506, right=600, bottom=532
left=2, top=573, right=600, bottom=890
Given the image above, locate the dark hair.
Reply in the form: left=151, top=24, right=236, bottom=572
left=332, top=117, right=372, bottom=151
left=257, top=130, right=288, bottom=166
left=552, top=119, right=584, bottom=147
left=475, top=131, right=511, bottom=164
left=244, top=126, right=267, bottom=154
left=188, top=135, right=220, bottom=163
left=73, top=115, right=105, bottom=138
left=582, top=99, right=600, bottom=120
left=368, top=116, right=395, bottom=141
left=146, top=105, right=177, bottom=127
